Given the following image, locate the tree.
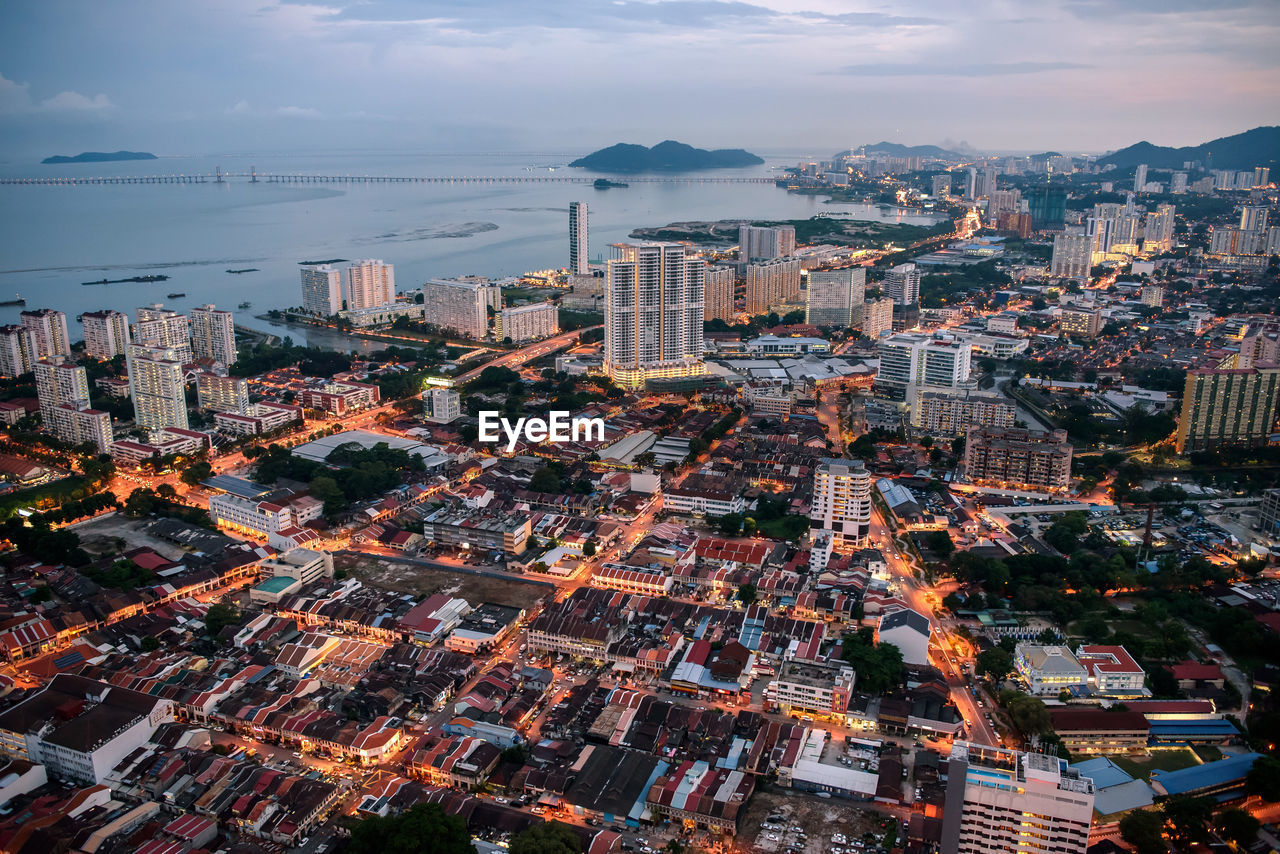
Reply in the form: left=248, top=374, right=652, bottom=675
left=583, top=540, right=597, bottom=557
left=204, top=603, right=241, bottom=638
left=141, top=635, right=161, bottom=651
left=736, top=583, right=758, bottom=605
left=1213, top=807, right=1259, bottom=848
left=509, top=821, right=582, bottom=854
left=346, top=803, right=475, bottom=854
left=1247, top=755, right=1280, bottom=802
left=1119, top=809, right=1165, bottom=854
left=999, top=690, right=1053, bottom=736
left=925, top=530, right=954, bottom=559
left=180, top=460, right=213, bottom=486
left=1161, top=795, right=1211, bottom=846
left=942, top=592, right=964, bottom=612
left=839, top=628, right=904, bottom=694
left=529, top=467, right=563, bottom=494
left=124, top=488, right=156, bottom=517
left=976, top=648, right=1014, bottom=683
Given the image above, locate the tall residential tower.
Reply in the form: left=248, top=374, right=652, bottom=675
left=569, top=201, right=589, bottom=275
left=605, top=243, right=705, bottom=389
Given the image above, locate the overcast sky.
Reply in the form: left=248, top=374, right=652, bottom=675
left=2, top=0, right=1278, bottom=159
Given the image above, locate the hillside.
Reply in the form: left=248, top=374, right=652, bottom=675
left=1098, top=126, right=1280, bottom=170
left=858, top=141, right=965, bottom=159
left=569, top=140, right=763, bottom=172
left=42, top=150, right=158, bottom=164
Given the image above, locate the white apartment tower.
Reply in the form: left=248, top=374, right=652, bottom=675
left=810, top=458, right=872, bottom=551
left=1241, top=205, right=1270, bottom=233
left=35, top=356, right=112, bottom=451
left=569, top=201, right=589, bottom=275
left=862, top=297, right=894, bottom=341
left=1171, top=172, right=1188, bottom=194
left=1134, top=163, right=1148, bottom=192
left=1144, top=204, right=1176, bottom=253
left=0, top=325, right=39, bottom=379
left=942, top=742, right=1094, bottom=854
left=20, top=309, right=71, bottom=359
left=739, top=225, right=796, bottom=262
left=876, top=332, right=972, bottom=395
left=497, top=303, right=558, bottom=343
left=1050, top=231, right=1092, bottom=279
left=190, top=304, right=236, bottom=366
left=605, top=243, right=706, bottom=389
left=884, top=263, right=921, bottom=307
left=424, top=387, right=462, bottom=424
left=420, top=277, right=501, bottom=339
left=134, top=305, right=192, bottom=364
left=300, top=265, right=343, bottom=316
left=81, top=310, right=131, bottom=359
left=127, top=344, right=189, bottom=432
left=963, top=167, right=977, bottom=200
left=345, top=259, right=395, bottom=310
left=806, top=268, right=866, bottom=327
left=704, top=266, right=736, bottom=323
left=196, top=372, right=250, bottom=413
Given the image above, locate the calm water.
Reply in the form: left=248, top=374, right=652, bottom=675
left=0, top=151, right=942, bottom=348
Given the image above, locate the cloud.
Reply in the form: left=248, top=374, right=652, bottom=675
left=226, top=99, right=323, bottom=118
left=0, top=72, right=113, bottom=113
left=39, top=90, right=113, bottom=111
left=834, top=61, right=1091, bottom=77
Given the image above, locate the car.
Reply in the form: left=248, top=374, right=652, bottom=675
left=767, top=834, right=779, bottom=841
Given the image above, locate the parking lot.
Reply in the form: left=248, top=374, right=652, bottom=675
left=739, top=788, right=901, bottom=854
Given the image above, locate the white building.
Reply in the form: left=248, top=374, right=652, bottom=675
left=134, top=305, right=192, bottom=364
left=884, top=263, right=921, bottom=307
left=0, top=325, right=39, bottom=378
left=862, top=297, right=894, bottom=341
left=1133, top=163, right=1147, bottom=193
left=1141, top=285, right=1164, bottom=308
left=34, top=356, right=112, bottom=451
left=300, top=264, right=343, bottom=316
left=876, top=608, right=932, bottom=667
left=127, top=344, right=189, bottom=432
left=913, top=389, right=1015, bottom=436
left=1014, top=644, right=1088, bottom=695
left=1075, top=645, right=1146, bottom=695
left=20, top=309, right=71, bottom=359
left=213, top=402, right=301, bottom=436
left=805, top=268, right=866, bottom=327
left=569, top=201, right=589, bottom=274
left=876, top=333, right=972, bottom=394
left=345, top=259, right=395, bottom=310
left=739, top=224, right=796, bottom=261
left=764, top=661, right=855, bottom=718
left=81, top=310, right=131, bottom=359
left=941, top=743, right=1094, bottom=854
left=497, top=302, right=558, bottom=342
left=190, top=304, right=236, bottom=366
left=421, top=277, right=501, bottom=340
left=209, top=492, right=297, bottom=539
left=744, top=257, right=803, bottom=314
left=195, top=372, right=250, bottom=413
left=424, top=387, right=462, bottom=424
left=1143, top=204, right=1176, bottom=253
left=1050, top=231, right=1092, bottom=279
left=605, top=243, right=705, bottom=389
left=34, top=355, right=88, bottom=422
left=810, top=458, right=871, bottom=551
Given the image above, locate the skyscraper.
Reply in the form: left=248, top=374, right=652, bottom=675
left=875, top=332, right=972, bottom=395
left=420, top=277, right=501, bottom=339
left=744, top=258, right=803, bottom=314
left=569, top=201, right=589, bottom=275
left=1143, top=204, right=1176, bottom=253
left=1028, top=184, right=1067, bottom=229
left=605, top=243, right=705, bottom=389
left=1240, top=205, right=1270, bottom=232
left=884, top=263, right=921, bottom=306
left=1050, top=232, right=1092, bottom=279
left=1133, top=163, right=1148, bottom=192
left=81, top=310, right=131, bottom=359
left=931, top=173, right=951, bottom=199
left=738, top=225, right=796, bottom=262
left=1087, top=216, right=1116, bottom=258
left=300, top=265, right=343, bottom=316
left=190, top=304, right=236, bottom=366
left=941, top=742, right=1094, bottom=854
left=345, top=259, right=395, bottom=310
left=810, top=458, right=872, bottom=551
left=134, top=305, right=192, bottom=364
left=1176, top=362, right=1280, bottom=454
left=128, top=344, right=189, bottom=432
left=1171, top=171, right=1188, bottom=194
left=20, top=309, right=71, bottom=359
left=805, top=268, right=866, bottom=327
left=861, top=297, right=894, bottom=341
left=704, top=266, right=736, bottom=323
left=0, top=325, right=39, bottom=378
left=962, top=167, right=977, bottom=200
left=34, top=355, right=113, bottom=451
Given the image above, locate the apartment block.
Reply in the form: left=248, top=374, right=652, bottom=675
left=0, top=325, right=39, bottom=378
left=739, top=224, right=795, bottom=261
left=81, top=309, right=131, bottom=359
left=704, top=265, right=736, bottom=323
left=195, top=372, right=250, bottom=413
left=913, top=389, right=1015, bottom=436
left=190, top=304, right=237, bottom=366
left=810, top=458, right=872, bottom=551
left=861, top=297, right=893, bottom=341
left=805, top=267, right=866, bottom=327
left=300, top=265, right=343, bottom=316
left=744, top=257, right=803, bottom=314
left=764, top=660, right=855, bottom=719
left=421, top=277, right=501, bottom=339
left=496, top=302, right=558, bottom=342
left=962, top=426, right=1073, bottom=492
left=1060, top=307, right=1103, bottom=338
left=299, top=380, right=380, bottom=416
left=1176, top=363, right=1280, bottom=453
left=20, top=309, right=71, bottom=359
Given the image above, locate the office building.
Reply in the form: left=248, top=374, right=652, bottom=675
left=421, top=277, right=501, bottom=339
left=963, top=426, right=1073, bottom=492
left=81, top=309, right=130, bottom=359
left=190, top=304, right=236, bottom=366
left=1144, top=203, right=1176, bottom=253
left=0, top=325, right=39, bottom=378
left=210, top=493, right=299, bottom=539
left=1141, top=285, right=1164, bottom=308
left=605, top=243, right=705, bottom=389
left=20, top=309, right=70, bottom=359
left=1176, top=363, right=1280, bottom=454
left=345, top=259, right=395, bottom=310
left=1060, top=307, right=1103, bottom=339
left=810, top=458, right=872, bottom=551
left=127, top=344, right=189, bottom=432
left=861, top=297, right=893, bottom=341
left=196, top=371, right=251, bottom=413
left=496, top=302, right=558, bottom=343
left=424, top=387, right=461, bottom=424
left=883, top=263, right=921, bottom=307
left=876, top=333, right=972, bottom=395
left=739, top=225, right=795, bottom=262
left=1133, top=163, right=1148, bottom=193
left=1240, top=205, right=1269, bottom=233
left=569, top=201, right=589, bottom=274
left=134, top=305, right=192, bottom=364
left=764, top=661, right=855, bottom=719
left=931, top=173, right=951, bottom=199
left=704, top=265, right=736, bottom=322
left=744, top=257, right=803, bottom=313
left=1028, top=184, right=1067, bottom=229
left=941, top=742, right=1094, bottom=854
left=805, top=267, right=865, bottom=327
left=913, top=389, right=1015, bottom=436
left=300, top=264, right=343, bottom=316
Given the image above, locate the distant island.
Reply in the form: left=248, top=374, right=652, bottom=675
left=1099, top=125, right=1280, bottom=170
left=570, top=140, right=763, bottom=172
left=42, top=150, right=158, bottom=165
left=593, top=178, right=629, bottom=189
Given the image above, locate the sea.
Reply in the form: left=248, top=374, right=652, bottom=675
left=0, top=150, right=943, bottom=352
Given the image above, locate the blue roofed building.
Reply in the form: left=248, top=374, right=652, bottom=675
left=1150, top=752, right=1262, bottom=801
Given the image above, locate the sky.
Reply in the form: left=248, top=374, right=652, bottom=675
left=1, top=0, right=1278, bottom=160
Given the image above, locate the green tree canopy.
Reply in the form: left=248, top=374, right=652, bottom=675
left=346, top=803, right=475, bottom=854
left=509, top=821, right=582, bottom=854
left=839, top=627, right=904, bottom=694
left=1119, top=809, right=1164, bottom=854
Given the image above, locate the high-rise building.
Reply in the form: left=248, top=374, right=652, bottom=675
left=875, top=332, right=972, bottom=395
left=1143, top=203, right=1176, bottom=253
left=941, top=742, right=1094, bottom=854
left=1133, top=163, right=1148, bottom=193
left=20, top=309, right=70, bottom=359
left=1060, top=308, right=1103, bottom=339
left=1255, top=167, right=1271, bottom=187
left=604, top=243, right=705, bottom=389
left=1050, top=232, right=1092, bottom=279
left=424, top=387, right=462, bottom=424
left=704, top=266, right=736, bottom=323
left=1086, top=215, right=1116, bottom=257
left=195, top=372, right=250, bottom=413
left=1028, top=184, right=1067, bottom=229
left=861, top=297, right=894, bottom=341
left=345, top=259, right=395, bottom=310
left=35, top=356, right=111, bottom=451
left=1261, top=488, right=1280, bottom=539
left=134, top=305, right=192, bottom=364
left=81, top=310, right=131, bottom=359
left=1170, top=171, right=1188, bottom=194
left=190, top=304, right=236, bottom=367
left=496, top=302, right=558, bottom=343
left=420, top=277, right=502, bottom=339
left=1176, top=362, right=1280, bottom=454
left=963, top=426, right=1073, bottom=492
left=738, top=225, right=796, bottom=262
left=931, top=174, right=951, bottom=199
left=1240, top=205, right=1270, bottom=233
left=569, top=201, right=589, bottom=275
left=962, top=167, right=977, bottom=200
left=913, top=389, right=1016, bottom=436
left=980, top=166, right=998, bottom=198
left=805, top=268, right=866, bottom=327
left=127, top=344, right=189, bottom=432
left=0, top=325, right=39, bottom=378
left=300, top=265, right=343, bottom=316
left=744, top=258, right=803, bottom=314
left=884, top=263, right=921, bottom=307
left=810, top=458, right=872, bottom=551
left=987, top=189, right=1022, bottom=217
left=1141, top=285, right=1164, bottom=308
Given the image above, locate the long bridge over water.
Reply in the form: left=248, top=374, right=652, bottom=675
left=0, top=168, right=781, bottom=187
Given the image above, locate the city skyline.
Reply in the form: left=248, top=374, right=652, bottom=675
left=2, top=0, right=1278, bottom=158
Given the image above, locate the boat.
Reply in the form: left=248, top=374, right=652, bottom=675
left=81, top=274, right=170, bottom=286
left=167, top=292, right=186, bottom=299
left=0, top=295, right=25, bottom=307
left=225, top=268, right=259, bottom=274
left=238, top=301, right=252, bottom=309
